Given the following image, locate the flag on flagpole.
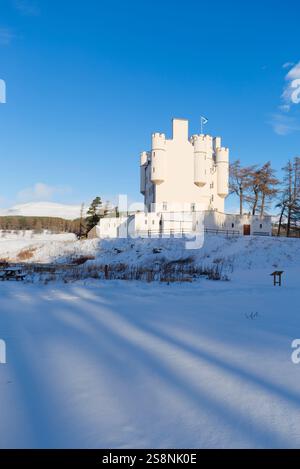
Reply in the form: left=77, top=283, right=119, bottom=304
left=200, top=116, right=208, bottom=133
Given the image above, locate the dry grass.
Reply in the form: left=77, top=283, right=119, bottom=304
left=59, top=259, right=230, bottom=283
left=17, top=247, right=37, bottom=261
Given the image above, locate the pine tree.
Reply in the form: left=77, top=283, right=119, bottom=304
left=86, top=197, right=102, bottom=233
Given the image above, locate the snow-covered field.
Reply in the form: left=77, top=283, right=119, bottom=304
left=0, top=231, right=77, bottom=262
left=0, top=232, right=300, bottom=448
left=1, top=230, right=300, bottom=275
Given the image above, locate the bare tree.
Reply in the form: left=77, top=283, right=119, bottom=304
left=277, top=158, right=300, bottom=237
left=229, top=160, right=254, bottom=215
left=79, top=202, right=86, bottom=238
left=290, top=157, right=300, bottom=233
left=258, top=162, right=279, bottom=216
left=284, top=160, right=293, bottom=237
left=276, top=192, right=289, bottom=236
left=248, top=168, right=261, bottom=215
left=246, top=162, right=279, bottom=216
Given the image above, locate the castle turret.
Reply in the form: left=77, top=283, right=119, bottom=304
left=140, top=151, right=148, bottom=195
left=151, top=133, right=165, bottom=184
left=213, top=136, right=221, bottom=152
left=192, top=134, right=210, bottom=187
left=216, top=147, right=229, bottom=198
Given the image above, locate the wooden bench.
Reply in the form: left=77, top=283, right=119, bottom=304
left=0, top=269, right=27, bottom=281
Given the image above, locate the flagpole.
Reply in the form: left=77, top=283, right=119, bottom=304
left=200, top=116, right=208, bottom=134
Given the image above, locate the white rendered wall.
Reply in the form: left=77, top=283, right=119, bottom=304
left=97, top=217, right=128, bottom=238
left=94, top=212, right=272, bottom=238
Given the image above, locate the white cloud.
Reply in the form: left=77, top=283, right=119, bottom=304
left=0, top=28, right=15, bottom=45
left=268, top=113, right=300, bottom=136
left=286, top=62, right=300, bottom=80
left=12, top=0, right=39, bottom=16
left=281, top=61, right=300, bottom=107
left=282, top=62, right=295, bottom=69
left=269, top=62, right=300, bottom=135
left=278, top=104, right=290, bottom=112
left=17, top=183, right=72, bottom=203
left=0, top=79, right=6, bottom=103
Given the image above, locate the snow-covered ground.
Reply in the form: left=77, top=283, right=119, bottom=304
left=0, top=273, right=300, bottom=448
left=0, top=231, right=76, bottom=262
left=1, top=230, right=300, bottom=275
left=0, top=232, right=300, bottom=448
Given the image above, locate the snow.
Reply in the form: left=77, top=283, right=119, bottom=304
left=1, top=230, right=300, bottom=276
left=0, top=273, right=300, bottom=448
left=0, top=231, right=76, bottom=262
left=0, top=202, right=84, bottom=220
left=0, top=233, right=300, bottom=448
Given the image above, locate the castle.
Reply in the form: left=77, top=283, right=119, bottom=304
left=88, top=118, right=272, bottom=239
left=141, top=118, right=229, bottom=213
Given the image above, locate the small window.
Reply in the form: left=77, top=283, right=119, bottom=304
left=163, top=202, right=167, bottom=211
left=260, top=223, right=262, bottom=229
left=211, top=195, right=214, bottom=201
left=145, top=220, right=147, bottom=225
left=153, top=167, right=155, bottom=173
left=231, top=223, right=234, bottom=228
left=152, top=220, right=155, bottom=225
left=153, top=151, right=155, bottom=156
left=191, top=203, right=195, bottom=212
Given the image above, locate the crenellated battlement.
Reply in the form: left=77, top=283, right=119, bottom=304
left=152, top=133, right=166, bottom=150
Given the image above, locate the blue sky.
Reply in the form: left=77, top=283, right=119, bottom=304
left=0, top=0, right=300, bottom=211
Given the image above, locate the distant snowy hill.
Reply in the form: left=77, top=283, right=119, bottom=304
left=0, top=202, right=85, bottom=220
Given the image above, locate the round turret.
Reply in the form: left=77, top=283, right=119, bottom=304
left=140, top=151, right=148, bottom=166
left=216, top=147, right=229, bottom=198
left=213, top=136, right=221, bottom=151
left=140, top=151, right=149, bottom=195
left=192, top=134, right=209, bottom=187
left=151, top=133, right=165, bottom=184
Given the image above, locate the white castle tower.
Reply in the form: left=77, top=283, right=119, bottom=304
left=140, top=118, right=229, bottom=213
